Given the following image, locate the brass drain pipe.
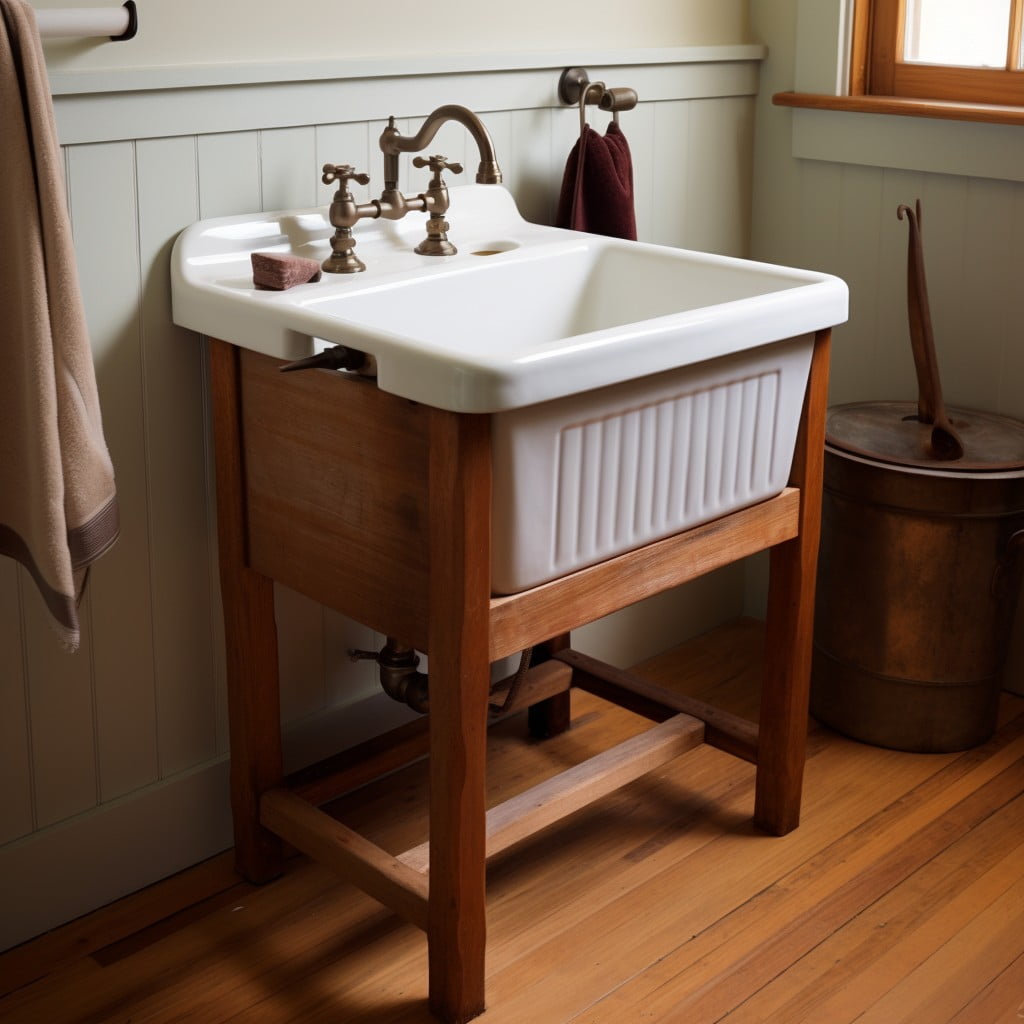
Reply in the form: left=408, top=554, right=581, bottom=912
left=349, top=639, right=536, bottom=717
left=349, top=638, right=429, bottom=715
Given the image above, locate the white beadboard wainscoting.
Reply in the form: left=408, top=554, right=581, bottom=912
left=0, top=48, right=765, bottom=950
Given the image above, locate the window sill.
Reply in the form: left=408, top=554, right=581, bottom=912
left=774, top=91, right=1024, bottom=128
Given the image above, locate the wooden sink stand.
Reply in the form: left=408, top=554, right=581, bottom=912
left=209, top=329, right=831, bottom=1023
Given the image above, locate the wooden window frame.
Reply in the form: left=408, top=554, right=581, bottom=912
left=859, top=0, right=1024, bottom=105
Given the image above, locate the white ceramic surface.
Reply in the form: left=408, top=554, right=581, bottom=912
left=173, top=185, right=847, bottom=590
left=490, top=334, right=815, bottom=591
left=171, top=185, right=847, bottom=414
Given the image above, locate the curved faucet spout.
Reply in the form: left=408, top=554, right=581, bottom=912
left=380, top=105, right=503, bottom=187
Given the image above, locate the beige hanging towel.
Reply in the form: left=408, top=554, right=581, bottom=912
left=0, top=0, right=118, bottom=650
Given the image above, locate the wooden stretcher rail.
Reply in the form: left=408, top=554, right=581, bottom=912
left=560, top=649, right=760, bottom=764
left=399, top=712, right=705, bottom=872
left=261, top=788, right=430, bottom=931
left=488, top=488, right=802, bottom=661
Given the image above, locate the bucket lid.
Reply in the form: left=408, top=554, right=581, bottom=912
left=826, top=401, right=1024, bottom=472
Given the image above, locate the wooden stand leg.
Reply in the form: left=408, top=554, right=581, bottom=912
left=210, top=340, right=285, bottom=883
left=427, top=410, right=491, bottom=1023
left=527, top=634, right=573, bottom=739
left=755, top=329, right=831, bottom=836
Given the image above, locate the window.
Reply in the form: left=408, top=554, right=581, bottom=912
left=858, top=0, right=1024, bottom=104
left=772, top=0, right=1024, bottom=174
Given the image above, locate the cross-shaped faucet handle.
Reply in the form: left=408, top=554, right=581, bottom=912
left=321, top=163, right=371, bottom=189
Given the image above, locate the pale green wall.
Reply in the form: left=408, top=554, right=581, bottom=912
left=39, top=0, right=752, bottom=72
left=749, top=0, right=1024, bottom=691
left=750, top=0, right=1024, bottom=420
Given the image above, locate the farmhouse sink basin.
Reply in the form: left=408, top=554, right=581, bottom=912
left=172, top=185, right=847, bottom=591
left=171, top=185, right=846, bottom=414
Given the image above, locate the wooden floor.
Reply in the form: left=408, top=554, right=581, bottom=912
left=3, top=617, right=1024, bottom=1024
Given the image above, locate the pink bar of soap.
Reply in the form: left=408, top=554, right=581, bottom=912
left=251, top=251, right=323, bottom=290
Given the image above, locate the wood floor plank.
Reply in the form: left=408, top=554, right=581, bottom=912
left=2, top=619, right=1022, bottom=1024
left=947, top=948, right=1024, bottom=1024
left=674, top=753, right=1024, bottom=1024
left=852, top=870, right=1024, bottom=1024
left=0, top=850, right=241, bottom=998
left=557, top=722, right=1024, bottom=1024
left=0, top=863, right=363, bottom=1023
left=722, top=791, right=1024, bottom=1023
left=472, top=743, right=960, bottom=1023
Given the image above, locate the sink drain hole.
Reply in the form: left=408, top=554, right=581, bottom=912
left=469, top=240, right=519, bottom=257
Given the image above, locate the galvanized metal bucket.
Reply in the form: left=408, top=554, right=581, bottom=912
left=811, top=402, right=1024, bottom=752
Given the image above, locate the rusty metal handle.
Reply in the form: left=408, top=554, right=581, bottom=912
left=897, top=201, right=964, bottom=461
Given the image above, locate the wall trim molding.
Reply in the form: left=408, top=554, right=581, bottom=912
left=48, top=45, right=767, bottom=96
left=52, top=48, right=766, bottom=146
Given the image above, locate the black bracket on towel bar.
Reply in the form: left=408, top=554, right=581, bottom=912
left=112, top=1, right=138, bottom=42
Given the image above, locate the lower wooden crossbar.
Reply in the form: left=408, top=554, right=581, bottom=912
left=260, top=788, right=430, bottom=930
left=264, top=662, right=713, bottom=936
left=559, top=649, right=760, bottom=764
left=284, top=661, right=572, bottom=810
left=399, top=712, right=705, bottom=873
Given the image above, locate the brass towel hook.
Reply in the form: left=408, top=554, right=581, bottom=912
left=557, top=67, right=639, bottom=133
left=599, top=87, right=639, bottom=125
left=578, top=81, right=606, bottom=134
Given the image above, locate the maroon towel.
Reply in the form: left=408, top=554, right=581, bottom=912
left=555, top=121, right=636, bottom=241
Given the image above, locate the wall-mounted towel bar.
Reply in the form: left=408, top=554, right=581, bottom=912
left=558, top=67, right=638, bottom=133
left=35, top=0, right=137, bottom=40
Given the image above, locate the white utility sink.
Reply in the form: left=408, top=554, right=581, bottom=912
left=171, top=185, right=846, bottom=414
left=172, top=185, right=848, bottom=591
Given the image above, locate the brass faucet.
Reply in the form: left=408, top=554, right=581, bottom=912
left=321, top=105, right=503, bottom=274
